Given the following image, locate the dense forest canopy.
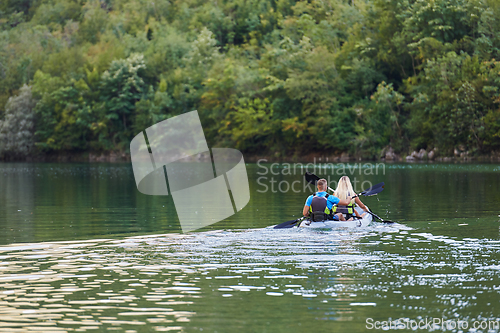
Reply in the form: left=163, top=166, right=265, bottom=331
left=1, top=0, right=500, bottom=159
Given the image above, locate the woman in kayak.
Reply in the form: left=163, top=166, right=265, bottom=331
left=332, top=176, right=369, bottom=221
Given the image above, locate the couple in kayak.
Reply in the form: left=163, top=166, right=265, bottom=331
left=302, top=176, right=368, bottom=222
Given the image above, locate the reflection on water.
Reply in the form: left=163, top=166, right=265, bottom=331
left=1, top=162, right=500, bottom=244
left=1, top=162, right=500, bottom=332
left=1, top=224, right=499, bottom=332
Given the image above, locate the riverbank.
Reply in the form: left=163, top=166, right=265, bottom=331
left=0, top=149, right=500, bottom=163
left=2, top=150, right=500, bottom=163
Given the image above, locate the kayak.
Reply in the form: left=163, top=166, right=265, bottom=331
left=297, top=206, right=372, bottom=228
left=273, top=173, right=391, bottom=230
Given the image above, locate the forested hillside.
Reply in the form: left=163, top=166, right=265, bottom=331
left=1, top=0, right=500, bottom=160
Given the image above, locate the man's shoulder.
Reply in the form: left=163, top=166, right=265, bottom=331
left=305, top=193, right=315, bottom=203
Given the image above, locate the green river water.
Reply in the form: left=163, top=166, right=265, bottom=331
left=0, top=162, right=499, bottom=332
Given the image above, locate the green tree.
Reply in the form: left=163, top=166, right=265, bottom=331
left=0, top=85, right=36, bottom=158
left=33, top=70, right=95, bottom=151
left=366, top=81, right=406, bottom=151
left=100, top=53, right=147, bottom=148
left=406, top=52, right=491, bottom=153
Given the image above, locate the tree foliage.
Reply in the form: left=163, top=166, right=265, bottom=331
left=0, top=84, right=36, bottom=158
left=1, top=0, right=500, bottom=159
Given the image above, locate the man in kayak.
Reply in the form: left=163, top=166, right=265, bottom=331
left=303, top=178, right=353, bottom=222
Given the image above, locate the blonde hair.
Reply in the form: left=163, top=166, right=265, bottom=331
left=334, top=176, right=356, bottom=205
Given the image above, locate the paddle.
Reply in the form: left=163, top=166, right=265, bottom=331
left=273, top=217, right=305, bottom=229
left=304, top=172, right=394, bottom=223
left=365, top=210, right=395, bottom=224
left=358, top=182, right=385, bottom=197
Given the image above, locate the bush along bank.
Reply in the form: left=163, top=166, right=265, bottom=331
left=1, top=0, right=500, bottom=160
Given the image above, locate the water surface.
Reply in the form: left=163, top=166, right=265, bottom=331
left=0, top=162, right=499, bottom=332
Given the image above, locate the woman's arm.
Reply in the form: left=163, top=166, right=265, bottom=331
left=355, top=196, right=368, bottom=211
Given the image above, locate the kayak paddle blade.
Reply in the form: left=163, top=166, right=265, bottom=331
left=359, top=182, right=385, bottom=196
left=274, top=217, right=304, bottom=229
left=305, top=172, right=320, bottom=185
